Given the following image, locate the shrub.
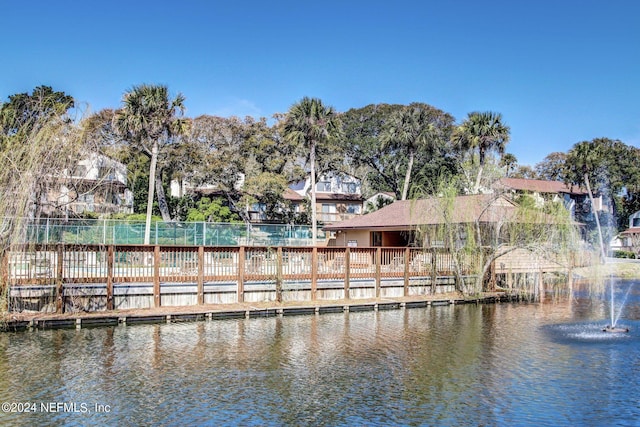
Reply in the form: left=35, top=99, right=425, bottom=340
left=613, top=250, right=636, bottom=259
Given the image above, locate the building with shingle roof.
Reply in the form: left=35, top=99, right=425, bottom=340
left=324, top=194, right=562, bottom=247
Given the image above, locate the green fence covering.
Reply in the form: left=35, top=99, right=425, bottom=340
left=22, top=219, right=324, bottom=246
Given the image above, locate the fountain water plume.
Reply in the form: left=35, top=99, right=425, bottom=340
left=612, top=280, right=633, bottom=328
left=603, top=277, right=632, bottom=333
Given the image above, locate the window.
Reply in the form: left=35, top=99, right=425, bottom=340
left=371, top=231, right=382, bottom=247
left=346, top=204, right=361, bottom=214
left=322, top=204, right=336, bottom=213
left=342, top=182, right=357, bottom=194
left=633, top=217, right=640, bottom=227
left=321, top=204, right=336, bottom=221
left=316, top=181, right=331, bottom=192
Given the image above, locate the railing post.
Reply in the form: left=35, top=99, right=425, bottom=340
left=276, top=247, right=283, bottom=303
left=237, top=247, right=245, bottom=303
left=56, top=244, right=64, bottom=314
left=106, top=245, right=114, bottom=310
left=197, top=246, right=205, bottom=305
left=375, top=247, right=381, bottom=298
left=431, top=248, right=437, bottom=294
left=311, top=247, right=318, bottom=301
left=153, top=246, right=161, bottom=308
left=344, top=247, right=350, bottom=300
left=403, top=247, right=410, bottom=297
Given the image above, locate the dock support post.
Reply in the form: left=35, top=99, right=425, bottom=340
left=197, top=246, right=205, bottom=305
left=153, top=246, right=161, bottom=308
left=106, top=246, right=114, bottom=310
left=403, top=248, right=410, bottom=297
left=375, top=248, right=381, bottom=298
left=431, top=248, right=437, bottom=295
left=311, top=248, right=318, bottom=301
left=237, top=247, right=245, bottom=303
left=276, top=247, right=283, bottom=303
left=344, top=247, right=350, bottom=300
left=56, top=244, right=64, bottom=314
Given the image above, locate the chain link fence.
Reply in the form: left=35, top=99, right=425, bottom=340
left=17, top=218, right=325, bottom=246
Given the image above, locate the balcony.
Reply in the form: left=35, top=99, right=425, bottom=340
left=319, top=212, right=360, bottom=224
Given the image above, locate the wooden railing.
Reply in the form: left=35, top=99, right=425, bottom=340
left=1, top=244, right=513, bottom=313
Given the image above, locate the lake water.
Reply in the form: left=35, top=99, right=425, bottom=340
left=1, top=280, right=639, bottom=426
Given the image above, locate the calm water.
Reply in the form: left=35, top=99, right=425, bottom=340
left=1, top=281, right=640, bottom=427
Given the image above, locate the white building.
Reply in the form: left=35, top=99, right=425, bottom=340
left=286, top=172, right=365, bottom=224
left=47, top=153, right=133, bottom=216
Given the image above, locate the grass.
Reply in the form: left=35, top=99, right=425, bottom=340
left=574, top=260, right=640, bottom=280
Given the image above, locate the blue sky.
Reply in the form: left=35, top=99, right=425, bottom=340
left=1, top=0, right=639, bottom=166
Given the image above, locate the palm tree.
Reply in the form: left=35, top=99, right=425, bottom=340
left=567, top=140, right=606, bottom=261
left=499, top=153, right=518, bottom=177
left=114, top=84, right=188, bottom=244
left=283, top=97, right=341, bottom=245
left=451, top=111, right=510, bottom=193
left=381, top=103, right=452, bottom=200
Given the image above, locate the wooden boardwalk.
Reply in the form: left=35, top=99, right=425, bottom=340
left=2, top=243, right=583, bottom=315
left=2, top=292, right=519, bottom=331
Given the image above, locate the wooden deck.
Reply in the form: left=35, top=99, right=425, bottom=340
left=1, top=244, right=582, bottom=314
left=2, top=292, right=520, bottom=332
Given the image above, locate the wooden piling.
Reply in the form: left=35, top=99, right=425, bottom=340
left=276, top=247, right=283, bottom=303
left=197, top=246, right=204, bottom=305
left=56, top=244, right=64, bottom=314
left=153, top=246, right=161, bottom=308
left=106, top=245, right=114, bottom=310
left=344, top=247, right=350, bottom=300
left=237, top=246, right=245, bottom=303
left=403, top=247, right=410, bottom=297
left=375, top=247, right=381, bottom=298
left=311, top=247, right=318, bottom=301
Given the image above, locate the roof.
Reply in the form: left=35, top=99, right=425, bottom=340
left=283, top=188, right=304, bottom=201
left=494, top=178, right=587, bottom=195
left=315, top=193, right=364, bottom=202
left=621, top=227, right=640, bottom=235
left=324, top=194, right=524, bottom=231
left=283, top=189, right=364, bottom=202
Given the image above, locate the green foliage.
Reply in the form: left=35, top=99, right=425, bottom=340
left=451, top=111, right=510, bottom=165
left=365, top=195, right=394, bottom=213
left=183, top=115, right=300, bottom=223
left=241, top=172, right=290, bottom=222
left=451, top=111, right=511, bottom=193
left=0, top=86, right=81, bottom=247
left=0, top=86, right=74, bottom=142
left=613, top=250, right=636, bottom=259
left=341, top=103, right=457, bottom=200
left=535, top=152, right=567, bottom=181
left=115, top=213, right=162, bottom=222
left=412, top=174, right=579, bottom=295
left=565, top=138, right=640, bottom=232
left=500, top=153, right=518, bottom=177
left=380, top=103, right=455, bottom=200
left=114, top=84, right=189, bottom=232
left=283, top=97, right=342, bottom=242
left=511, top=165, right=538, bottom=179
left=516, top=194, right=538, bottom=209
left=614, top=249, right=634, bottom=261
left=185, top=197, right=241, bottom=223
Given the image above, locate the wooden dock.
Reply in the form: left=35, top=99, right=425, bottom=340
left=2, top=293, right=519, bottom=332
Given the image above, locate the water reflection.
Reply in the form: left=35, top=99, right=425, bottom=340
left=1, top=284, right=639, bottom=426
